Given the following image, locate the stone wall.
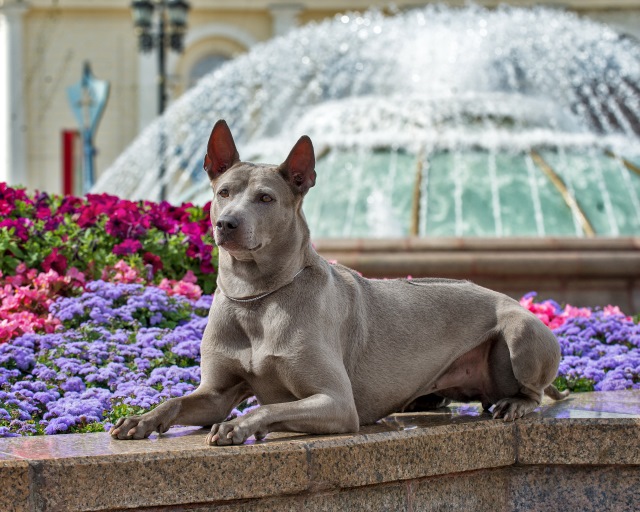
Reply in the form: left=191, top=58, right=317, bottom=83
left=1, top=391, right=638, bottom=511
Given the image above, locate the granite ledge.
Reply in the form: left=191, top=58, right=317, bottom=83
left=0, top=390, right=638, bottom=512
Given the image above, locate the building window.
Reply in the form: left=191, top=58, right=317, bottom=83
left=188, top=54, right=230, bottom=88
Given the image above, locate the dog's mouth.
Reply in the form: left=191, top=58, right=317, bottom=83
left=217, top=239, right=262, bottom=253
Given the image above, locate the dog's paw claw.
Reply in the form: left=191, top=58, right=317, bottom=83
left=206, top=421, right=255, bottom=446
left=492, top=396, right=538, bottom=422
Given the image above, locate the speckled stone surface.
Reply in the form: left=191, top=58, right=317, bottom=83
left=170, top=483, right=409, bottom=512
left=306, top=419, right=515, bottom=489
left=0, top=429, right=309, bottom=511
left=517, top=390, right=640, bottom=465
left=1, top=390, right=639, bottom=511
left=411, top=469, right=511, bottom=511
left=508, top=466, right=640, bottom=512
left=0, top=455, right=31, bottom=512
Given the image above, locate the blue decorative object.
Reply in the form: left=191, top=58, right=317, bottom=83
left=66, top=62, right=110, bottom=194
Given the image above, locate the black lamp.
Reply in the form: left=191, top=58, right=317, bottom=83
left=167, top=0, right=190, bottom=28
left=131, top=0, right=190, bottom=54
left=130, top=0, right=191, bottom=200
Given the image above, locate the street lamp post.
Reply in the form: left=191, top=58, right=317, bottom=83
left=131, top=0, right=190, bottom=201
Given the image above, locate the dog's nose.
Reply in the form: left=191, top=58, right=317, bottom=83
left=216, top=215, right=238, bottom=231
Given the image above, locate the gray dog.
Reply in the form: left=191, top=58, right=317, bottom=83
left=110, top=120, right=568, bottom=445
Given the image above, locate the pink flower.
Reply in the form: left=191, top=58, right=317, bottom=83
left=0, top=266, right=79, bottom=343
left=548, top=317, right=566, bottom=330
left=563, top=305, right=592, bottom=319
left=66, top=267, right=86, bottom=284
left=603, top=305, right=631, bottom=320
left=182, top=270, right=197, bottom=284
left=157, top=277, right=202, bottom=301
left=103, top=260, right=144, bottom=284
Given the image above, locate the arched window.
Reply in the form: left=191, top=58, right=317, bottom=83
left=188, top=53, right=231, bottom=88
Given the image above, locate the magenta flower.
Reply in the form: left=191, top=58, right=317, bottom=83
left=42, top=248, right=68, bottom=275
left=0, top=183, right=217, bottom=300
left=182, top=222, right=204, bottom=239
left=0, top=200, right=12, bottom=216
left=143, top=252, right=163, bottom=273
left=113, top=239, right=142, bottom=255
left=0, top=218, right=31, bottom=242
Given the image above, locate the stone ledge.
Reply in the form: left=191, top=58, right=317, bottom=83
left=1, top=391, right=639, bottom=512
left=314, top=237, right=640, bottom=278
left=314, top=237, right=640, bottom=312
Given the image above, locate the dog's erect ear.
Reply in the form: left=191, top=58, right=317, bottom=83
left=203, top=120, right=240, bottom=181
left=279, top=135, right=316, bottom=195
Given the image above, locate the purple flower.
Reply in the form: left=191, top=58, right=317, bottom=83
left=112, top=239, right=143, bottom=255
left=5, top=281, right=635, bottom=438
left=1, top=281, right=211, bottom=437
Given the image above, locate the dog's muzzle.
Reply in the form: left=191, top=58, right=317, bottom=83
left=215, top=214, right=252, bottom=251
left=216, top=215, right=239, bottom=232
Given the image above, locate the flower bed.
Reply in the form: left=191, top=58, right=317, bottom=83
left=522, top=292, right=640, bottom=391
left=0, top=183, right=216, bottom=344
left=1, top=283, right=638, bottom=437
left=0, top=183, right=216, bottom=291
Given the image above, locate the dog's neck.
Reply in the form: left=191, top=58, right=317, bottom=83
left=215, top=219, right=318, bottom=299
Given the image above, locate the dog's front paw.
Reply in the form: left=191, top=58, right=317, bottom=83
left=110, top=414, right=170, bottom=440
left=206, top=418, right=266, bottom=446
left=492, top=396, right=538, bottom=422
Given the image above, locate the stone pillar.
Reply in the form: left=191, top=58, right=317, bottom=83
left=0, top=0, right=28, bottom=187
left=269, top=3, right=303, bottom=37
left=137, top=52, right=159, bottom=133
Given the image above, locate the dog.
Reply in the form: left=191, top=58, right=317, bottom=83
left=110, top=120, right=568, bottom=445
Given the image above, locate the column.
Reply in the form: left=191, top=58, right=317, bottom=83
left=269, top=3, right=303, bottom=37
left=0, top=0, right=28, bottom=187
left=137, top=51, right=159, bottom=133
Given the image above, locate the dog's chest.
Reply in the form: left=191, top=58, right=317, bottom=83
left=232, top=342, right=298, bottom=403
left=220, top=305, right=293, bottom=381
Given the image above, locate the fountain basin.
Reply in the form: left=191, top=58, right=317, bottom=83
left=316, top=236, right=640, bottom=312
left=2, top=391, right=639, bottom=511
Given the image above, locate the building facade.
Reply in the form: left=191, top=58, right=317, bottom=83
left=1, top=0, right=640, bottom=194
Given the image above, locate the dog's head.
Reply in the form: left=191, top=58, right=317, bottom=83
left=203, top=120, right=316, bottom=258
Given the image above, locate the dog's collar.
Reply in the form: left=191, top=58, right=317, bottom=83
left=219, top=266, right=308, bottom=303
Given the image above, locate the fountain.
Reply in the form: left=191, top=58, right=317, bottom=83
left=94, top=4, right=640, bottom=238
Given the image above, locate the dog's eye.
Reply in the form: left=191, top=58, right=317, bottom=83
left=218, top=189, right=229, bottom=198
left=260, top=194, right=273, bottom=203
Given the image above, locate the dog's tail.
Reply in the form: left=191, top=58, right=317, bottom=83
left=544, top=384, right=570, bottom=400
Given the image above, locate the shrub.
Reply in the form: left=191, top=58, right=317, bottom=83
left=0, top=183, right=217, bottom=293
